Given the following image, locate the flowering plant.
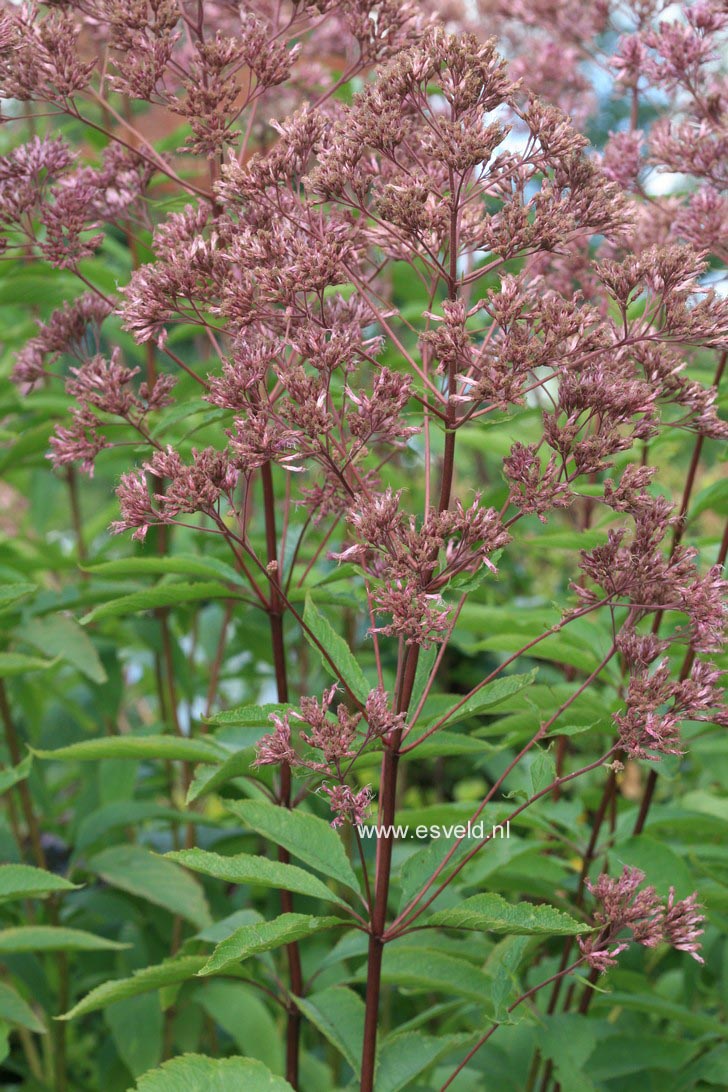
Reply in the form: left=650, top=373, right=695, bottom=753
left=0, top=1, right=726, bottom=1089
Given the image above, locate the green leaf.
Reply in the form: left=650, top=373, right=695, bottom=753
left=537, top=1015, right=597, bottom=1092
left=529, top=747, right=557, bottom=796
left=0, top=864, right=80, bottom=902
left=83, top=555, right=241, bottom=585
left=689, top=478, right=728, bottom=521
left=485, top=935, right=532, bottom=1021
left=0, top=927, right=127, bottom=953
left=59, top=957, right=206, bottom=1020
left=196, top=981, right=282, bottom=1074
left=612, top=835, right=694, bottom=899
left=0, top=753, right=32, bottom=796
left=33, top=735, right=225, bottom=765
left=400, top=730, right=495, bottom=760
left=166, top=848, right=349, bottom=908
left=302, top=593, right=370, bottom=703
left=407, top=644, right=438, bottom=715
left=76, top=801, right=196, bottom=853
left=87, top=846, right=212, bottom=928
left=17, top=614, right=107, bottom=684
left=0, top=653, right=59, bottom=677
left=588, top=1034, right=699, bottom=1081
left=106, top=994, right=162, bottom=1079
left=353, top=947, right=492, bottom=1004
left=416, top=671, right=538, bottom=734
left=81, top=582, right=242, bottom=624
left=0, top=982, right=45, bottom=1033
left=293, top=986, right=364, bottom=1074
left=204, top=703, right=292, bottom=728
left=186, top=750, right=256, bottom=802
left=199, top=913, right=343, bottom=977
left=228, top=800, right=362, bottom=896
left=129, top=1054, right=293, bottom=1091
left=376, top=1032, right=472, bottom=1092
left=427, top=893, right=587, bottom=935
left=590, top=992, right=726, bottom=1035
left=0, top=583, right=36, bottom=614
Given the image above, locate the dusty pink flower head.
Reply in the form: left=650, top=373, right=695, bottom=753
left=253, top=713, right=297, bottom=768
left=295, top=685, right=363, bottom=765
left=580, top=867, right=707, bottom=972
left=320, top=783, right=373, bottom=828
left=663, top=889, right=705, bottom=963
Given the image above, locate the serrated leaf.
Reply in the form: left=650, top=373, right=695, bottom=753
left=0, top=864, right=80, bottom=902
left=81, top=582, right=242, bottom=624
left=293, top=986, right=364, bottom=1074
left=427, top=893, right=587, bottom=935
left=0, top=982, right=45, bottom=1033
left=128, top=1054, right=293, bottom=1091
left=199, top=913, right=343, bottom=977
left=204, top=703, right=293, bottom=728
left=415, top=671, right=538, bottom=736
left=59, top=957, right=206, bottom=1020
left=228, top=800, right=362, bottom=896
left=87, top=846, right=211, bottom=928
left=18, top=614, right=107, bottom=684
left=0, top=927, right=127, bottom=953
left=302, top=593, right=370, bottom=703
left=166, top=848, right=348, bottom=908
left=34, top=735, right=224, bottom=764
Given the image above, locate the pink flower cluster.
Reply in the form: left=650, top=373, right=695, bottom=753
left=580, top=866, right=706, bottom=970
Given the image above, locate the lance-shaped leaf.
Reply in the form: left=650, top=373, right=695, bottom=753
left=0, top=754, right=32, bottom=796
left=0, top=982, right=45, bottom=1033
left=186, top=750, right=256, bottom=803
left=17, top=614, right=107, bottom=684
left=81, top=581, right=244, bottom=624
left=59, top=957, right=206, bottom=1021
left=427, top=893, right=588, bottom=935
left=199, top=913, right=344, bottom=977
left=228, top=800, right=362, bottom=897
left=377, top=1032, right=475, bottom=1092
left=0, top=927, right=127, bottom=953
left=413, top=670, right=538, bottom=737
left=293, top=986, right=364, bottom=1075
left=0, top=653, right=59, bottom=677
left=166, top=848, right=349, bottom=908
left=33, top=735, right=225, bottom=764
left=0, top=583, right=36, bottom=613
left=0, top=864, right=80, bottom=902
left=87, top=846, right=211, bottom=928
left=350, top=948, right=494, bottom=1004
left=302, top=593, right=371, bottom=703
left=83, top=555, right=241, bottom=584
